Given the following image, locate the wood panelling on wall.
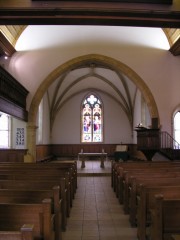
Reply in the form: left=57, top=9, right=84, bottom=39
left=36, top=144, right=52, bottom=162
left=51, top=144, right=137, bottom=159
left=0, top=66, right=29, bottom=121
left=0, top=149, right=27, bottom=162
left=0, top=144, right=139, bottom=162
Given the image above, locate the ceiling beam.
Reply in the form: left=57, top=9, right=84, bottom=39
left=169, top=37, right=180, bottom=56
left=0, top=1, right=180, bottom=27
left=0, top=31, right=16, bottom=57
left=31, top=0, right=173, bottom=3
left=0, top=8, right=180, bottom=27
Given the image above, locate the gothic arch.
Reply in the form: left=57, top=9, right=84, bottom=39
left=27, top=54, right=159, bottom=160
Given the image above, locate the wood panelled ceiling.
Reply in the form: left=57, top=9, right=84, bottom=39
left=32, top=0, right=173, bottom=4
left=0, top=31, right=16, bottom=57
left=0, top=0, right=180, bottom=56
left=31, top=0, right=173, bottom=3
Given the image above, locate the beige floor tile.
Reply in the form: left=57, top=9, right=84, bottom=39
left=63, top=160, right=138, bottom=240
left=83, top=220, right=99, bottom=226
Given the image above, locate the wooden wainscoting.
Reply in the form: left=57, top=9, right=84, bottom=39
left=36, top=144, right=53, bottom=162
left=0, top=149, right=27, bottom=162
left=51, top=144, right=137, bottom=160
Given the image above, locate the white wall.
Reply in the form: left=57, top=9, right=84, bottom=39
left=52, top=92, right=133, bottom=144
left=1, top=26, right=180, bottom=141
left=36, top=94, right=51, bottom=144
left=7, top=46, right=179, bottom=136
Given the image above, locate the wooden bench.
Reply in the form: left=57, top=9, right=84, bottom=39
left=0, top=161, right=77, bottom=200
left=150, top=194, right=180, bottom=240
left=112, top=161, right=180, bottom=191
left=111, top=161, right=180, bottom=189
left=0, top=179, right=67, bottom=231
left=122, top=169, right=180, bottom=211
left=0, top=161, right=78, bottom=232
left=172, top=235, right=180, bottom=240
left=129, top=176, right=180, bottom=227
left=111, top=161, right=180, bottom=240
left=0, top=187, right=62, bottom=240
left=116, top=165, right=180, bottom=206
left=137, top=185, right=180, bottom=240
left=0, top=169, right=73, bottom=214
left=0, top=198, right=55, bottom=240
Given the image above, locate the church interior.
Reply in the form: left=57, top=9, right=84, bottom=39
left=0, top=0, right=180, bottom=239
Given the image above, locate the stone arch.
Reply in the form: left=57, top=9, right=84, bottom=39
left=27, top=54, right=159, bottom=161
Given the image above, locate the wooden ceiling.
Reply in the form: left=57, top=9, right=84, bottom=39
left=0, top=31, right=16, bottom=57
left=0, top=0, right=180, bottom=56
left=31, top=0, right=173, bottom=3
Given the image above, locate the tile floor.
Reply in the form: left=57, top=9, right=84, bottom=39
left=62, top=160, right=138, bottom=240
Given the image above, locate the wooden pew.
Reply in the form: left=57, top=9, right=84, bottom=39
left=150, top=194, right=180, bottom=240
left=0, top=160, right=77, bottom=196
left=111, top=161, right=180, bottom=189
left=0, top=198, right=55, bottom=240
left=112, top=161, right=180, bottom=192
left=0, top=161, right=78, bottom=232
left=0, top=224, right=34, bottom=240
left=172, top=235, right=180, bottom=240
left=137, top=185, right=180, bottom=240
left=0, top=169, right=72, bottom=217
left=117, top=166, right=180, bottom=206
left=111, top=161, right=180, bottom=240
left=0, top=161, right=77, bottom=186
left=113, top=162, right=180, bottom=210
left=129, top=176, right=180, bottom=227
left=0, top=162, right=76, bottom=205
left=0, top=179, right=67, bottom=231
left=49, top=160, right=78, bottom=190
left=0, top=187, right=62, bottom=240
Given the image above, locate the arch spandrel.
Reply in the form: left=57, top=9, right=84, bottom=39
left=29, top=54, right=159, bottom=121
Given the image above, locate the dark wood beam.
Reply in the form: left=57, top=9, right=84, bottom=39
left=170, top=37, right=180, bottom=56
left=0, top=1, right=180, bottom=27
left=0, top=66, right=29, bottom=121
left=0, top=32, right=16, bottom=57
left=0, top=7, right=180, bottom=27
left=31, top=0, right=173, bottom=3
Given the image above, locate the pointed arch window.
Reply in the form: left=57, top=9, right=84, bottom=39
left=81, top=94, right=103, bottom=143
left=174, top=111, right=180, bottom=147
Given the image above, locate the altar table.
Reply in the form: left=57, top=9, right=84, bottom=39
left=78, top=152, right=107, bottom=168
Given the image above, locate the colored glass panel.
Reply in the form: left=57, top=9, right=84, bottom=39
left=82, top=94, right=103, bottom=143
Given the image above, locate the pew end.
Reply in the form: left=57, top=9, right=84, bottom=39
left=150, top=194, right=180, bottom=240
left=0, top=224, right=34, bottom=240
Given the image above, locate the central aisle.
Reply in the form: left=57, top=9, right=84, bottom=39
left=62, top=175, right=138, bottom=240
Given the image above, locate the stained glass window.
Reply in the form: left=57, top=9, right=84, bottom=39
left=82, top=94, right=103, bottom=143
